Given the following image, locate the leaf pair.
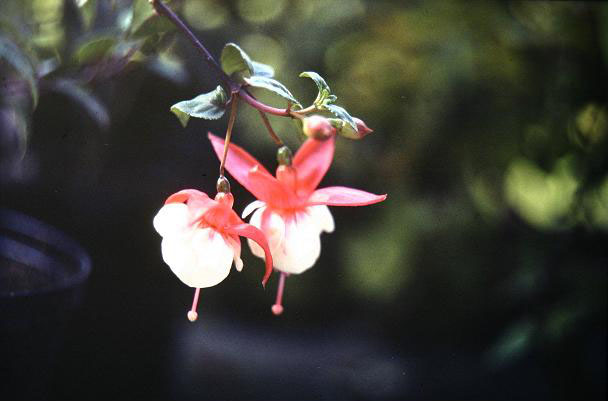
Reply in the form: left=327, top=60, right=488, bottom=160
left=171, top=43, right=299, bottom=127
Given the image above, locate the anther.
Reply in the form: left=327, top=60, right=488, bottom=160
left=188, top=288, right=201, bottom=322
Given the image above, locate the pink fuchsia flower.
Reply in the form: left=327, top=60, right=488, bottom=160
left=208, top=133, right=386, bottom=315
left=153, top=189, right=273, bottom=321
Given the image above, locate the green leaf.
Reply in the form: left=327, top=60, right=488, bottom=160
left=0, top=36, right=38, bottom=106
left=220, top=43, right=254, bottom=82
left=290, top=103, right=305, bottom=137
left=77, top=0, right=97, bottom=29
left=131, top=13, right=175, bottom=39
left=74, top=36, right=116, bottom=64
left=244, top=76, right=299, bottom=105
left=51, top=79, right=110, bottom=129
left=170, top=86, right=228, bottom=127
left=130, top=0, right=154, bottom=34
left=324, top=104, right=357, bottom=130
left=126, top=0, right=174, bottom=39
left=251, top=61, right=274, bottom=78
left=299, top=71, right=330, bottom=104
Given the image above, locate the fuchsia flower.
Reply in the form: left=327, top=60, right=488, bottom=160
left=208, top=133, right=386, bottom=314
left=153, top=189, right=273, bottom=321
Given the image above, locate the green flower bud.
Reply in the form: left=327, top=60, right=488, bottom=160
left=216, top=175, right=231, bottom=193
left=277, top=145, right=293, bottom=166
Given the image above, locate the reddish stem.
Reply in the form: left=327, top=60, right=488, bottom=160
left=239, top=89, right=292, bottom=117
left=258, top=110, right=283, bottom=146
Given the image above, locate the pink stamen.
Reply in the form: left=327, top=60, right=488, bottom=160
left=187, top=287, right=201, bottom=322
left=272, top=272, right=287, bottom=315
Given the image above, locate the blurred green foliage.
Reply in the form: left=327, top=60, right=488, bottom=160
left=1, top=1, right=606, bottom=394
left=0, top=0, right=180, bottom=130
left=178, top=0, right=606, bottom=375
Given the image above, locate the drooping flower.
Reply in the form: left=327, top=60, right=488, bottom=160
left=208, top=133, right=386, bottom=314
left=153, top=189, right=273, bottom=321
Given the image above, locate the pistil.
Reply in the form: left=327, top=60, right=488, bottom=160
left=271, top=272, right=288, bottom=315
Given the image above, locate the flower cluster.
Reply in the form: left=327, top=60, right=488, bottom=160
left=154, top=117, right=386, bottom=320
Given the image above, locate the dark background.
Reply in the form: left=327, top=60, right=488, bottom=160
left=1, top=1, right=607, bottom=400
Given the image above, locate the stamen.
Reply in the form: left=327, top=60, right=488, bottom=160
left=271, top=272, right=287, bottom=315
left=187, top=287, right=201, bottom=322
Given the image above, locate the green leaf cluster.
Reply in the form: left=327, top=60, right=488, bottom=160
left=169, top=43, right=361, bottom=136
left=1, top=0, right=182, bottom=135
left=171, top=42, right=301, bottom=127
left=300, top=71, right=357, bottom=131
left=221, top=42, right=300, bottom=106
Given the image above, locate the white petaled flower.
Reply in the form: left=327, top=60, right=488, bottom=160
left=208, top=133, right=387, bottom=315
left=153, top=189, right=273, bottom=321
left=245, top=204, right=334, bottom=274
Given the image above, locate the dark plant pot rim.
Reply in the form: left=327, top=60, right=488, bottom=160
left=0, top=208, right=91, bottom=297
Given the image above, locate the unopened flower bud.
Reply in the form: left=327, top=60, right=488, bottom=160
left=354, top=118, right=373, bottom=137
left=216, top=175, right=230, bottom=193
left=277, top=145, right=293, bottom=166
left=302, top=115, right=336, bottom=140
left=337, top=117, right=373, bottom=140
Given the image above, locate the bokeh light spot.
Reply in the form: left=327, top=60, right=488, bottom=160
left=237, top=0, right=286, bottom=25
left=504, top=157, right=578, bottom=229
left=184, top=0, right=229, bottom=31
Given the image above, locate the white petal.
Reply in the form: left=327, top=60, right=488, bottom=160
left=242, top=200, right=266, bottom=219
left=161, top=227, right=234, bottom=288
left=153, top=203, right=190, bottom=237
left=276, top=212, right=322, bottom=274
left=161, top=234, right=197, bottom=284
left=247, top=207, right=285, bottom=258
left=234, top=257, right=244, bottom=271
left=308, top=205, right=335, bottom=233
left=247, top=207, right=329, bottom=275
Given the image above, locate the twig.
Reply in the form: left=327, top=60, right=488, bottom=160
left=219, top=95, right=239, bottom=176
left=258, top=110, right=283, bottom=146
left=149, top=0, right=235, bottom=92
